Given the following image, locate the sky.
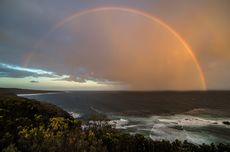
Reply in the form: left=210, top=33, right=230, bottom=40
left=0, top=0, right=230, bottom=90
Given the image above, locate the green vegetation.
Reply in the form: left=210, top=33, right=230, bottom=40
left=0, top=93, right=230, bottom=152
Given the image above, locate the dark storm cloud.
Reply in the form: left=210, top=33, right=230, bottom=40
left=30, top=80, right=39, bottom=83
left=0, top=67, right=32, bottom=78
left=55, top=75, right=87, bottom=83
left=53, top=74, right=113, bottom=84
left=0, top=0, right=112, bottom=65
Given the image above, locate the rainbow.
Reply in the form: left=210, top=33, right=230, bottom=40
left=27, top=6, right=207, bottom=90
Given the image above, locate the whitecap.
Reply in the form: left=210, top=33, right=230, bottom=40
left=69, top=112, right=81, bottom=119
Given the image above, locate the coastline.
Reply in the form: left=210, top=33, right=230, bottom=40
left=3, top=89, right=230, bottom=145
left=17, top=92, right=59, bottom=97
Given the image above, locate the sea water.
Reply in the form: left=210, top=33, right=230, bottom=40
left=19, top=91, right=230, bottom=144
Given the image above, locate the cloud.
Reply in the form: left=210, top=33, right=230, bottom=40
left=55, top=75, right=87, bottom=83
left=53, top=74, right=120, bottom=85
left=0, top=62, right=55, bottom=78
left=30, top=80, right=39, bottom=83
left=0, top=62, right=113, bottom=85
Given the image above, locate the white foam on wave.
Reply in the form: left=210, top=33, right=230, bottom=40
left=109, top=114, right=230, bottom=144
left=157, top=115, right=230, bottom=127
left=69, top=112, right=82, bottom=119
left=108, top=118, right=129, bottom=129
left=149, top=115, right=230, bottom=144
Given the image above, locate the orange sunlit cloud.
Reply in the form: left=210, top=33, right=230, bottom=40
left=28, top=8, right=205, bottom=90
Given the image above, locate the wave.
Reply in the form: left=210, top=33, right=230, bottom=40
left=108, top=118, right=129, bottom=129
left=90, top=106, right=104, bottom=114
left=108, top=114, right=230, bottom=144
left=184, top=108, right=229, bottom=117
left=157, top=115, right=230, bottom=127
left=68, top=112, right=82, bottom=119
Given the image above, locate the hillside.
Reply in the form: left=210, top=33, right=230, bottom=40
left=0, top=88, right=59, bottom=95
left=0, top=93, right=72, bottom=151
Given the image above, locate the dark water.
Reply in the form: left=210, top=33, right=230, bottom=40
left=20, top=91, right=230, bottom=144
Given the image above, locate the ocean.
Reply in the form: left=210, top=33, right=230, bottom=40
left=19, top=91, right=230, bottom=144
